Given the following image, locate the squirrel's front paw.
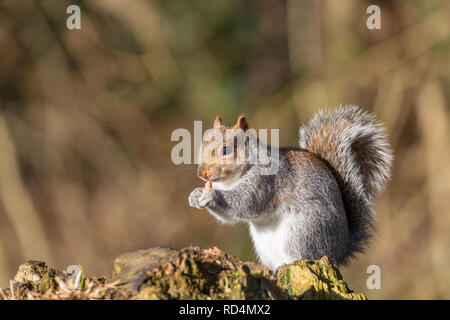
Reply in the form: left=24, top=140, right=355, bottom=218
left=198, top=189, right=217, bottom=208
left=188, top=187, right=204, bottom=209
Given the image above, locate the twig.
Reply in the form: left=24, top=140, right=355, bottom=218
left=54, top=277, right=72, bottom=294
left=0, top=287, right=8, bottom=300
left=9, top=280, right=15, bottom=300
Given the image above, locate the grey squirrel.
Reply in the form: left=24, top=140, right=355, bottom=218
left=188, top=105, right=393, bottom=270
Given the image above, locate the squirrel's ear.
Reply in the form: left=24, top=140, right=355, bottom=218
left=214, top=116, right=223, bottom=129
left=234, top=114, right=249, bottom=131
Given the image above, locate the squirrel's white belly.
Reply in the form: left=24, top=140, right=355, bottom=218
left=249, top=211, right=292, bottom=270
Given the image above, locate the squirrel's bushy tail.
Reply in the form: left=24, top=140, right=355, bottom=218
left=299, top=105, right=393, bottom=256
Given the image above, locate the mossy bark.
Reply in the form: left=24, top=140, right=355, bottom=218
left=1, top=246, right=366, bottom=300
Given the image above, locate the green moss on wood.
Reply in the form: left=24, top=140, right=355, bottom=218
left=1, top=247, right=366, bottom=300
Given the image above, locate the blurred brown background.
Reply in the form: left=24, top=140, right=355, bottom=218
left=0, top=0, right=449, bottom=299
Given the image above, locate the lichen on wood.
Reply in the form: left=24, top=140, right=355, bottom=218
left=0, top=246, right=366, bottom=300
left=276, top=256, right=366, bottom=300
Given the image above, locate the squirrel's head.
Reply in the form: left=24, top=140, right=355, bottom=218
left=197, top=115, right=251, bottom=182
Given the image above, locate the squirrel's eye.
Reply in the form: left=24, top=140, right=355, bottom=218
left=222, top=146, right=232, bottom=155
